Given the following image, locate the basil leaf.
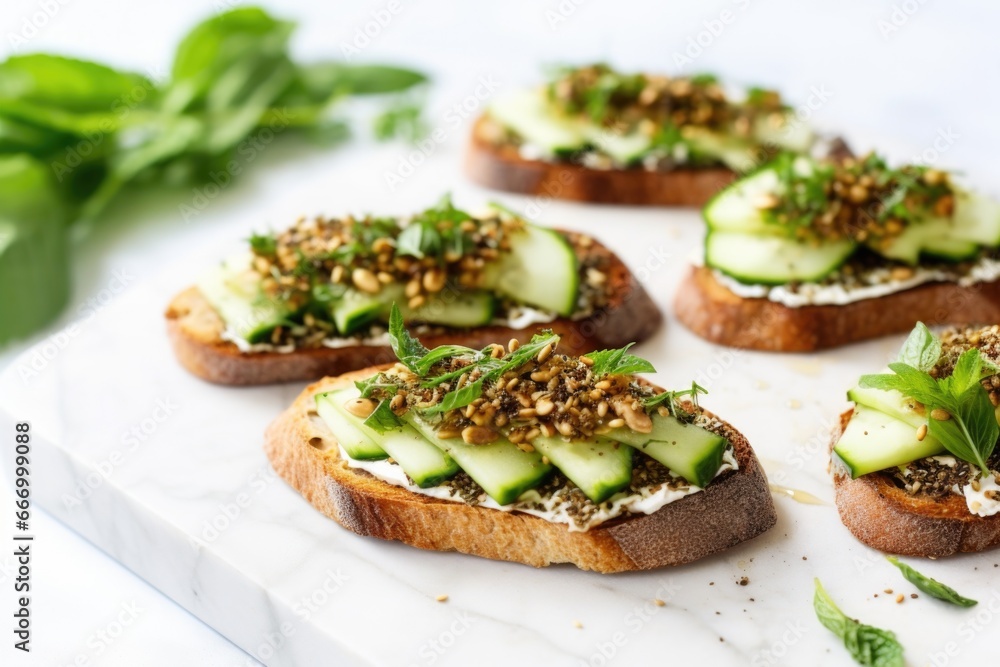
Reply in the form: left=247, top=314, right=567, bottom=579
left=0, top=155, right=71, bottom=344
left=362, top=399, right=403, bottom=434
left=293, top=63, right=427, bottom=97
left=896, top=322, right=940, bottom=371
left=387, top=303, right=429, bottom=372
left=886, top=557, right=977, bottom=607
left=814, top=579, right=904, bottom=667
left=588, top=343, right=656, bottom=377
left=0, top=54, right=154, bottom=124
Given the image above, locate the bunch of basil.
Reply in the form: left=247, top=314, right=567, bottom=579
left=0, top=7, right=426, bottom=344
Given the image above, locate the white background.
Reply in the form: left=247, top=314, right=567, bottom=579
left=1, top=0, right=998, bottom=664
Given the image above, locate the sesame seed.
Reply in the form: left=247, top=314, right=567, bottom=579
left=654, top=599, right=665, bottom=607
left=435, top=594, right=448, bottom=603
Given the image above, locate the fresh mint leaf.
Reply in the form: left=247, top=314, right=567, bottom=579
left=814, top=579, right=904, bottom=667
left=421, top=379, right=485, bottom=417
left=249, top=232, right=277, bottom=255
left=588, top=343, right=656, bottom=377
left=354, top=374, right=397, bottom=399
left=387, top=303, right=429, bottom=372
left=363, top=399, right=403, bottom=434
left=413, top=344, right=480, bottom=376
left=419, top=331, right=561, bottom=414
left=896, top=322, right=941, bottom=372
left=886, top=557, right=977, bottom=607
left=948, top=348, right=983, bottom=395
left=643, top=381, right=708, bottom=422
left=395, top=220, right=439, bottom=259
left=928, top=383, right=997, bottom=474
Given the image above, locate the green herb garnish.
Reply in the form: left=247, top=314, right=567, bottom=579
left=249, top=232, right=277, bottom=256
left=643, top=382, right=708, bottom=422
left=885, top=556, right=977, bottom=607
left=813, top=579, right=904, bottom=667
left=387, top=303, right=430, bottom=373
left=373, top=100, right=427, bottom=143
left=860, top=325, right=998, bottom=475
left=0, top=7, right=427, bottom=345
left=396, top=194, right=475, bottom=260
left=363, top=398, right=403, bottom=434
left=420, top=332, right=560, bottom=416
left=588, top=342, right=656, bottom=377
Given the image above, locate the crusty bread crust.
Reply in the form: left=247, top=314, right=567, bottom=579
left=166, top=234, right=661, bottom=386
left=831, top=409, right=1000, bottom=557
left=464, top=116, right=734, bottom=207
left=264, top=368, right=777, bottom=573
left=675, top=265, right=1000, bottom=352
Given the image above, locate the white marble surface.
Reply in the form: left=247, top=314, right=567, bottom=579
left=1, top=0, right=999, bottom=665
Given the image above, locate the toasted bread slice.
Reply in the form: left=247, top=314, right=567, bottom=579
left=831, top=409, right=1000, bottom=557
left=264, top=368, right=776, bottom=572
left=166, top=233, right=661, bottom=385
left=674, top=266, right=1000, bottom=352
left=465, top=116, right=734, bottom=207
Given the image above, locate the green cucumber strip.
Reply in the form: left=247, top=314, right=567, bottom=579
left=404, top=413, right=552, bottom=505
left=608, top=414, right=727, bottom=488
left=706, top=230, right=856, bottom=285
left=315, top=391, right=387, bottom=460
left=833, top=404, right=943, bottom=479
left=531, top=435, right=632, bottom=504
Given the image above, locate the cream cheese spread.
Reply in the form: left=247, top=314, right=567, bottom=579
left=711, top=254, right=1000, bottom=308
left=339, top=445, right=738, bottom=532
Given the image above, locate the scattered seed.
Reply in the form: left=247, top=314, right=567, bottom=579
left=462, top=425, right=498, bottom=445
left=916, top=424, right=928, bottom=441
left=930, top=408, right=951, bottom=421
left=436, top=594, right=448, bottom=603
left=537, top=343, right=553, bottom=364
left=653, top=599, right=665, bottom=607
left=352, top=268, right=381, bottom=294
left=344, top=397, right=377, bottom=418
left=895, top=594, right=904, bottom=604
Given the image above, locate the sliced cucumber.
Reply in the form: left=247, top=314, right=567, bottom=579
left=404, top=414, right=552, bottom=505
left=374, top=425, right=459, bottom=488
left=706, top=230, right=856, bottom=285
left=487, top=90, right=586, bottom=155
left=197, top=260, right=290, bottom=343
left=703, top=168, right=783, bottom=234
left=485, top=222, right=579, bottom=316
left=531, top=435, right=632, bottom=503
left=683, top=127, right=758, bottom=173
left=847, top=384, right=927, bottom=429
left=923, top=237, right=979, bottom=261
left=315, top=392, right=387, bottom=461
left=833, top=404, right=943, bottom=478
left=332, top=289, right=383, bottom=335
left=871, top=189, right=1000, bottom=263
left=754, top=113, right=813, bottom=153
left=952, top=189, right=1000, bottom=246
left=322, top=389, right=459, bottom=486
left=608, top=415, right=728, bottom=487
left=586, top=127, right=652, bottom=165
left=393, top=289, right=496, bottom=328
